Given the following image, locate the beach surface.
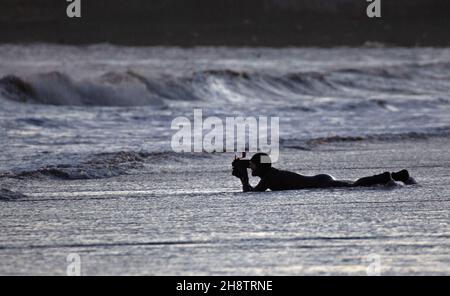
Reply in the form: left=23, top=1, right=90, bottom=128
left=1, top=137, right=449, bottom=275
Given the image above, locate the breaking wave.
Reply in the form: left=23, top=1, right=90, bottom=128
left=0, top=150, right=211, bottom=181
left=1, top=61, right=449, bottom=107
left=0, top=71, right=166, bottom=107
left=0, top=151, right=147, bottom=180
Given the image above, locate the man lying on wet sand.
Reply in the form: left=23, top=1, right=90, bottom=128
left=232, top=153, right=416, bottom=192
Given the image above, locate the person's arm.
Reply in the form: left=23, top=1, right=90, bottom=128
left=240, top=176, right=269, bottom=192
left=233, top=165, right=268, bottom=192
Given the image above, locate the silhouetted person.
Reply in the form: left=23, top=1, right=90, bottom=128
left=232, top=153, right=416, bottom=192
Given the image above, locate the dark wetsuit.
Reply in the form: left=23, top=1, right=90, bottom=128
left=242, top=167, right=392, bottom=192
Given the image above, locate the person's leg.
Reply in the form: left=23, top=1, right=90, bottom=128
left=353, top=172, right=393, bottom=187
left=311, top=174, right=353, bottom=188
left=307, top=170, right=416, bottom=188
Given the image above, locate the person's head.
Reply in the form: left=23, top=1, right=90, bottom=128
left=249, top=153, right=272, bottom=176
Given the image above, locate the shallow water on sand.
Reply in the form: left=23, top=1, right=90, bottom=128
left=1, top=139, right=449, bottom=275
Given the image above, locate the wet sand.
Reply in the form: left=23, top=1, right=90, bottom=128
left=1, top=136, right=449, bottom=275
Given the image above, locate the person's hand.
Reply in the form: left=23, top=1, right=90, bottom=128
left=232, top=158, right=248, bottom=180
left=232, top=165, right=247, bottom=179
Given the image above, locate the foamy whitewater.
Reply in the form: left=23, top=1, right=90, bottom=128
left=0, top=45, right=449, bottom=275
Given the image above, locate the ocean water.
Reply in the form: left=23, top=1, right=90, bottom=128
left=0, top=45, right=449, bottom=275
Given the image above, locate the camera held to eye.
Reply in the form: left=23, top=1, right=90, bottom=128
left=232, top=152, right=250, bottom=178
